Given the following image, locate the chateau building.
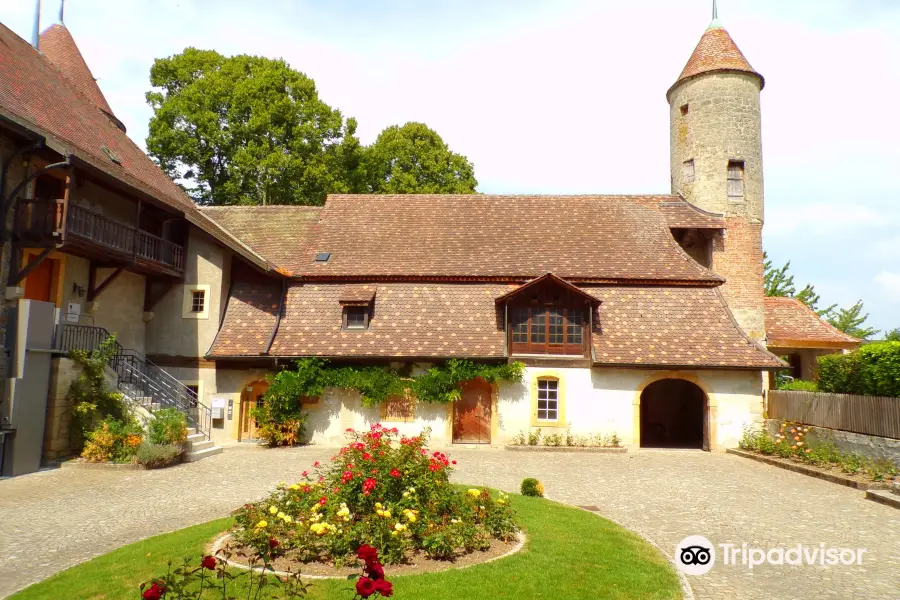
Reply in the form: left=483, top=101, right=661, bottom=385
left=0, top=10, right=857, bottom=475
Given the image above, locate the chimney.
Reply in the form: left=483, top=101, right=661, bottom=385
left=31, top=0, right=41, bottom=49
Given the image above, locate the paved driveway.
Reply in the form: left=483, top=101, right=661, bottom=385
left=1, top=445, right=898, bottom=599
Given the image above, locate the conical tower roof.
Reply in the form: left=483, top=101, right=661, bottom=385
left=668, top=22, right=763, bottom=99
left=39, top=23, right=114, bottom=116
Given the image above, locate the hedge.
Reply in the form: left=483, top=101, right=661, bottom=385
left=816, top=341, right=900, bottom=398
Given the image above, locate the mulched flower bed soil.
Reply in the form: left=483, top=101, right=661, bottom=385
left=215, top=534, right=522, bottom=578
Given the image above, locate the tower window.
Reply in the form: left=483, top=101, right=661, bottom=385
left=680, top=104, right=689, bottom=116
left=683, top=159, right=695, bottom=184
left=727, top=160, right=744, bottom=200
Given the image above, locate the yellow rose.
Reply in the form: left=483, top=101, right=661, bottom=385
left=277, top=512, right=286, bottom=519
left=383, top=510, right=392, bottom=519
left=289, top=484, right=300, bottom=491
left=282, top=515, right=292, bottom=523
left=467, top=488, right=481, bottom=497
left=256, top=520, right=268, bottom=528
left=269, top=506, right=278, bottom=515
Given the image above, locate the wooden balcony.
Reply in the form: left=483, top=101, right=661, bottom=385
left=14, top=198, right=185, bottom=276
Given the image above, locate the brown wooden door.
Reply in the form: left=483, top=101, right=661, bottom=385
left=453, top=378, right=492, bottom=444
left=240, top=381, right=269, bottom=440
left=23, top=257, right=55, bottom=302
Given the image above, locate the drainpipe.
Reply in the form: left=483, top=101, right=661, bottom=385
left=263, top=278, right=287, bottom=355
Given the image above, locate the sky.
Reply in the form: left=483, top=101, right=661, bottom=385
left=2, top=0, right=898, bottom=334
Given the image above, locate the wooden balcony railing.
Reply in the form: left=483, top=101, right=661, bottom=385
left=14, top=198, right=185, bottom=273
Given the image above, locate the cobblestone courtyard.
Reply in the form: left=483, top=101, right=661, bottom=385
left=1, top=446, right=898, bottom=599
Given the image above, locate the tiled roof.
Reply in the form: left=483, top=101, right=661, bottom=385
left=300, top=195, right=723, bottom=282
left=670, top=24, right=763, bottom=94
left=338, top=285, right=377, bottom=304
left=764, top=297, right=860, bottom=348
left=0, top=22, right=274, bottom=272
left=207, top=278, right=282, bottom=356
left=211, top=280, right=784, bottom=369
left=200, top=206, right=322, bottom=274
left=39, top=24, right=114, bottom=117
left=266, top=283, right=512, bottom=358
left=589, top=286, right=784, bottom=369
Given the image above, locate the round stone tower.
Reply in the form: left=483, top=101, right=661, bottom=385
left=667, top=16, right=767, bottom=341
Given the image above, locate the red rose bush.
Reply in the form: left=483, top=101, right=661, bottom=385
left=232, top=425, right=518, bottom=565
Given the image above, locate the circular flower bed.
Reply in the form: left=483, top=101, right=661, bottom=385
left=231, top=425, right=519, bottom=567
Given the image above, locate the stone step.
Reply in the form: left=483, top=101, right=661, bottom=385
left=186, top=427, right=198, bottom=436
left=185, top=446, right=223, bottom=462
left=186, top=433, right=206, bottom=444
left=189, top=439, right=214, bottom=452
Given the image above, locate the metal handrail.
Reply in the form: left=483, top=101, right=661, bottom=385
left=54, top=323, right=211, bottom=439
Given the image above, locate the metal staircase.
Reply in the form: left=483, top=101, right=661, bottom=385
left=54, top=324, right=215, bottom=446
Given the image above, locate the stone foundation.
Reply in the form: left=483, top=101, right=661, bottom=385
left=43, top=358, right=82, bottom=462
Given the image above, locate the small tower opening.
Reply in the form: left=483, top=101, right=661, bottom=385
left=680, top=104, right=689, bottom=116
left=727, top=160, right=745, bottom=200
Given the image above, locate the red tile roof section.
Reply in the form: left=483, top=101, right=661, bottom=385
left=589, top=286, right=784, bottom=368
left=302, top=195, right=723, bottom=283
left=200, top=206, right=322, bottom=274
left=207, top=279, right=282, bottom=357
left=0, top=22, right=193, bottom=213
left=39, top=24, right=114, bottom=116
left=671, top=25, right=763, bottom=93
left=266, top=283, right=513, bottom=358
left=764, top=297, right=860, bottom=348
left=338, top=285, right=377, bottom=304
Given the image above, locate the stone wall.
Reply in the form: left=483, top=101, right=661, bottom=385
left=43, top=358, right=82, bottom=461
left=764, top=419, right=900, bottom=465
left=668, top=72, right=766, bottom=341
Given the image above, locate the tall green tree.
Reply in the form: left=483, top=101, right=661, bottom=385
left=146, top=48, right=358, bottom=206
left=359, top=122, right=477, bottom=194
left=884, top=328, right=900, bottom=342
left=762, top=252, right=832, bottom=313
left=825, top=300, right=879, bottom=340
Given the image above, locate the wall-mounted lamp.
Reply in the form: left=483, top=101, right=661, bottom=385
left=72, top=282, right=86, bottom=298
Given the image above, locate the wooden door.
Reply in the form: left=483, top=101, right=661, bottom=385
left=23, top=257, right=55, bottom=303
left=453, top=378, right=492, bottom=444
left=240, top=381, right=269, bottom=441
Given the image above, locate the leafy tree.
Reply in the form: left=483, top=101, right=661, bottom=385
left=825, top=300, right=880, bottom=340
left=359, top=122, right=477, bottom=194
left=885, top=328, right=900, bottom=342
left=146, top=48, right=357, bottom=206
left=763, top=252, right=796, bottom=297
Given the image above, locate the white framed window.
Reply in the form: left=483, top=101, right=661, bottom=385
left=182, top=284, right=211, bottom=319
left=683, top=159, right=695, bottom=184
left=537, top=379, right=559, bottom=421
left=343, top=306, right=369, bottom=330
left=727, top=160, right=744, bottom=200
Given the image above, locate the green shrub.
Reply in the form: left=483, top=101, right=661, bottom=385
left=543, top=433, right=564, bottom=447
left=148, top=408, right=188, bottom=446
left=81, top=417, right=143, bottom=462
left=817, top=341, right=900, bottom=398
left=510, top=431, right=527, bottom=446
left=527, top=428, right=541, bottom=446
left=520, top=478, right=544, bottom=497
left=778, top=379, right=818, bottom=392
left=135, top=443, right=184, bottom=469
left=839, top=454, right=864, bottom=475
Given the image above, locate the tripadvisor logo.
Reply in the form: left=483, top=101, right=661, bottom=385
left=675, top=536, right=867, bottom=575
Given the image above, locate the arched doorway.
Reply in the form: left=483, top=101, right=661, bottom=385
left=640, top=379, right=708, bottom=450
left=239, top=380, right=269, bottom=441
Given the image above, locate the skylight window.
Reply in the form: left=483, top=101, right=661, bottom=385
left=315, top=252, right=331, bottom=263
left=101, top=145, right=122, bottom=165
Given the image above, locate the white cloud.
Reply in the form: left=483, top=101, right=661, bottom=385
left=874, top=271, right=900, bottom=299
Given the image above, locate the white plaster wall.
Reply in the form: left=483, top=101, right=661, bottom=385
left=497, top=366, right=763, bottom=449
left=87, top=267, right=146, bottom=353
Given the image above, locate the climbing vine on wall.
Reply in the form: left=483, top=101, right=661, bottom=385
left=265, top=358, right=525, bottom=407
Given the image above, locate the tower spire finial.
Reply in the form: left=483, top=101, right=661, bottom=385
left=59, top=0, right=65, bottom=24
left=708, top=0, right=723, bottom=30
left=713, top=0, right=718, bottom=20
left=31, top=0, right=41, bottom=48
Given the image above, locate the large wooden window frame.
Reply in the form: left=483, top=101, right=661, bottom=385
left=507, top=281, right=588, bottom=357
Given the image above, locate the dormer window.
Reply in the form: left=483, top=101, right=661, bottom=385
left=345, top=306, right=368, bottom=330
left=339, top=285, right=376, bottom=331
left=496, top=274, right=596, bottom=357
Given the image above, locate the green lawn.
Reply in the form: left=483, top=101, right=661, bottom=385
left=12, top=495, right=681, bottom=600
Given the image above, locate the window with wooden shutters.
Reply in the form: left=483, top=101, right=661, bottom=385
left=509, top=305, right=585, bottom=355
left=683, top=159, right=695, bottom=184
left=727, top=160, right=744, bottom=200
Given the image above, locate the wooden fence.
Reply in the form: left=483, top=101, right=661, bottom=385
left=768, top=390, right=900, bottom=439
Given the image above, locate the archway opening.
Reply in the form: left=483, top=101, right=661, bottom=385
left=640, top=379, right=707, bottom=449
